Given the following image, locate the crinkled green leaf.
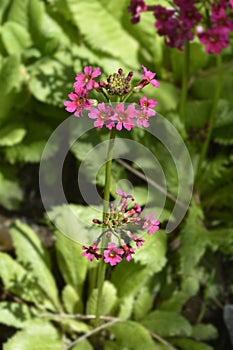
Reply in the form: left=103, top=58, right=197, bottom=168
left=1, top=21, right=32, bottom=54
left=7, top=0, right=29, bottom=28
left=62, top=285, right=81, bottom=314
left=10, top=220, right=60, bottom=311
left=180, top=201, right=209, bottom=274
left=207, top=228, right=233, bottom=256
left=0, top=55, right=21, bottom=97
left=5, top=121, right=55, bottom=164
left=0, top=170, right=23, bottom=210
left=142, top=310, right=192, bottom=337
left=87, top=281, right=117, bottom=316
left=0, top=302, right=36, bottom=329
left=159, top=276, right=199, bottom=312
left=191, top=324, right=218, bottom=341
left=0, top=253, right=42, bottom=304
left=171, top=338, right=213, bottom=350
left=3, top=320, right=62, bottom=350
left=28, top=54, right=75, bottom=106
left=133, top=286, right=154, bottom=321
left=117, top=295, right=134, bottom=320
left=0, top=125, right=26, bottom=146
left=133, top=231, right=167, bottom=274
left=111, top=260, right=149, bottom=298
left=65, top=0, right=139, bottom=68
left=110, top=321, right=157, bottom=350
left=55, top=231, right=88, bottom=298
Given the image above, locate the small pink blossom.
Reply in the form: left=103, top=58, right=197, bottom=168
left=134, top=237, right=145, bottom=248
left=116, top=189, right=134, bottom=200
left=136, top=95, right=157, bottom=127
left=104, top=243, right=124, bottom=266
left=64, top=87, right=93, bottom=117
left=122, top=245, right=136, bottom=261
left=74, top=66, right=101, bottom=91
left=88, top=103, right=115, bottom=129
left=82, top=244, right=102, bottom=261
left=143, top=213, right=160, bottom=235
left=141, top=66, right=160, bottom=88
left=112, top=104, right=136, bottom=131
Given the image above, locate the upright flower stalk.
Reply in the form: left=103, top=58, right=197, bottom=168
left=95, top=128, right=116, bottom=326
left=195, top=54, right=223, bottom=182
left=179, top=40, right=190, bottom=125
left=64, top=64, right=160, bottom=326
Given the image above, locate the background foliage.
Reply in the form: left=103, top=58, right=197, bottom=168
left=0, top=0, right=233, bottom=349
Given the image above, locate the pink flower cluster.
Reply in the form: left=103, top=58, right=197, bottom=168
left=82, top=189, right=160, bottom=266
left=128, top=0, right=233, bottom=54
left=64, top=66, right=159, bottom=129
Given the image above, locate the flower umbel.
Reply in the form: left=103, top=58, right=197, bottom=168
left=81, top=189, right=160, bottom=266
left=64, top=65, right=159, bottom=129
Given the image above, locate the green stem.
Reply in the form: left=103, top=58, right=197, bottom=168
left=95, top=128, right=116, bottom=326
left=195, top=54, right=222, bottom=184
left=179, top=40, right=190, bottom=126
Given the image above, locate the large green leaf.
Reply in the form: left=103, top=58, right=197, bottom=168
left=179, top=201, right=209, bottom=275
left=3, top=320, right=62, bottom=350
left=133, top=231, right=167, bottom=274
left=1, top=21, right=32, bottom=54
left=9, top=220, right=60, bottom=311
left=171, top=338, right=213, bottom=350
left=142, top=310, right=192, bottom=337
left=7, top=0, right=29, bottom=28
left=133, top=285, right=154, bottom=321
left=86, top=281, right=117, bottom=316
left=0, top=253, right=41, bottom=304
left=110, top=321, right=158, bottom=350
left=55, top=231, right=88, bottom=296
left=158, top=276, right=199, bottom=312
left=5, top=121, right=55, bottom=164
left=0, top=55, right=21, bottom=99
left=117, top=295, right=134, bottom=320
left=28, top=54, right=75, bottom=106
left=0, top=302, right=35, bottom=329
left=62, top=284, right=81, bottom=314
left=0, top=170, right=23, bottom=210
left=111, top=260, right=150, bottom=298
left=0, top=125, right=26, bottom=146
left=65, top=0, right=139, bottom=68
left=191, top=324, right=218, bottom=341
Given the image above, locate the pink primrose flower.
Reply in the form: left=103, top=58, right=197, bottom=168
left=82, top=244, right=102, bottom=261
left=64, top=87, right=93, bottom=117
left=88, top=103, right=115, bottom=129
left=143, top=213, right=160, bottom=235
left=134, top=237, right=145, bottom=248
left=104, top=242, right=124, bottom=266
left=141, top=65, right=160, bottom=88
left=122, top=245, right=136, bottom=261
left=136, top=95, right=157, bottom=127
left=74, top=66, right=101, bottom=91
left=112, top=103, right=136, bottom=131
